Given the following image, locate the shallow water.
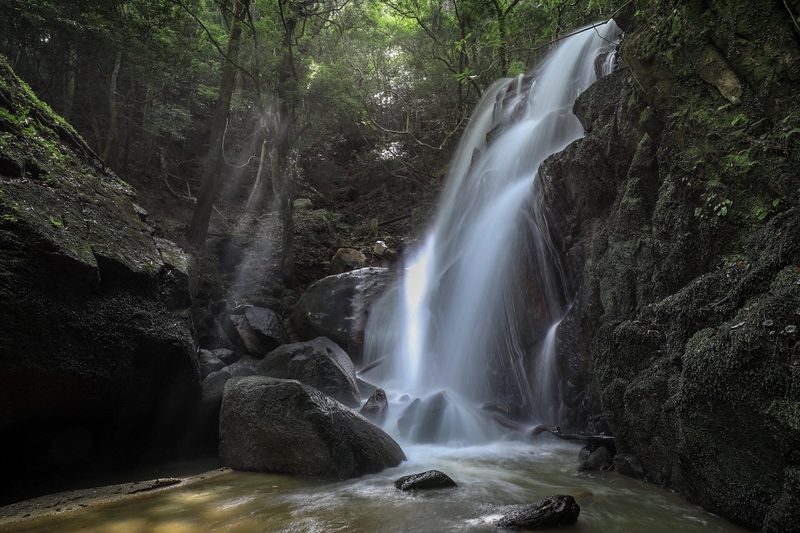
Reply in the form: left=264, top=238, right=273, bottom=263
left=4, top=441, right=747, bottom=533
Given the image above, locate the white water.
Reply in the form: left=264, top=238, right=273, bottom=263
left=362, top=21, right=621, bottom=439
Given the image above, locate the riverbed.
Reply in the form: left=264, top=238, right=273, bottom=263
left=0, top=440, right=747, bottom=533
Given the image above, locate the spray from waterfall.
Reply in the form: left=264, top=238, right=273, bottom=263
left=362, top=21, right=621, bottom=443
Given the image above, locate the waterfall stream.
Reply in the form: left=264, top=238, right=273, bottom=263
left=362, top=21, right=621, bottom=440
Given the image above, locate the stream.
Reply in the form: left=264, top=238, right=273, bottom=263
left=2, top=439, right=747, bottom=533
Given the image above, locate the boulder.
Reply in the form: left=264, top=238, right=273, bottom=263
left=291, top=267, right=402, bottom=357
left=255, top=337, right=360, bottom=408
left=329, top=247, right=368, bottom=275
left=244, top=306, right=289, bottom=351
left=496, top=495, right=580, bottom=529
left=578, top=446, right=613, bottom=472
left=397, top=398, right=421, bottom=438
left=219, top=376, right=405, bottom=478
left=357, top=377, right=378, bottom=399
left=0, top=58, right=199, bottom=502
left=398, top=391, right=450, bottom=443
left=359, top=388, right=388, bottom=426
left=230, top=314, right=267, bottom=356
left=198, top=350, right=226, bottom=380
left=394, top=470, right=457, bottom=491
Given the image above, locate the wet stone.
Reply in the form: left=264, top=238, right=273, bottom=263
left=497, top=495, right=580, bottom=529
left=394, top=470, right=457, bottom=491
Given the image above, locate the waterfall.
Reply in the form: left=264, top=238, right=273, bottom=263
left=362, top=21, right=620, bottom=443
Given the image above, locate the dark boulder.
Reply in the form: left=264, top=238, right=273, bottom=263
left=398, top=391, right=450, bottom=443
left=190, top=364, right=258, bottom=454
left=244, top=306, right=289, bottom=351
left=291, top=267, right=402, bottom=358
left=0, top=58, right=199, bottom=503
left=219, top=376, right=405, bottom=478
left=255, top=337, right=360, bottom=408
left=198, top=349, right=226, bottom=380
left=230, top=314, right=267, bottom=356
left=578, top=446, right=612, bottom=472
left=357, top=377, right=378, bottom=399
left=496, top=495, right=580, bottom=529
left=397, top=398, right=421, bottom=438
left=359, top=388, right=388, bottom=426
left=394, top=470, right=457, bottom=491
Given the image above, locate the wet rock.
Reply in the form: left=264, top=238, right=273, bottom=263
left=244, top=306, right=289, bottom=351
left=230, top=314, right=267, bottom=356
left=359, top=388, right=388, bottom=426
left=394, top=470, right=457, bottom=491
left=578, top=446, right=612, bottom=472
left=481, top=402, right=526, bottom=421
left=219, top=376, right=405, bottom=478
left=190, top=364, right=259, bottom=454
left=404, top=391, right=450, bottom=443
left=198, top=350, right=226, bottom=380
left=357, top=377, right=378, bottom=399
left=0, top=57, right=199, bottom=498
left=496, top=495, right=580, bottom=529
left=329, top=247, right=368, bottom=275
left=397, top=398, right=421, bottom=438
left=292, top=267, right=402, bottom=357
left=255, top=337, right=360, bottom=408
left=209, top=348, right=238, bottom=365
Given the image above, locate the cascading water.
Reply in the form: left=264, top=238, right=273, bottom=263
left=362, top=21, right=621, bottom=443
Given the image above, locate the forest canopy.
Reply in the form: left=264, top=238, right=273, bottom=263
left=0, top=0, right=636, bottom=272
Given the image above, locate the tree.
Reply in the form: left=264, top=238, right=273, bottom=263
left=186, top=0, right=248, bottom=246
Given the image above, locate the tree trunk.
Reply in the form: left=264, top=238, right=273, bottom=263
left=186, top=0, right=246, bottom=246
left=62, top=44, right=77, bottom=121
left=101, top=50, right=123, bottom=164
left=274, top=99, right=295, bottom=286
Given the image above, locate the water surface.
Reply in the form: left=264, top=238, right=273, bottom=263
left=4, top=441, right=747, bottom=533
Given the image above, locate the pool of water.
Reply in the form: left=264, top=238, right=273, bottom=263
left=2, top=440, right=747, bottom=533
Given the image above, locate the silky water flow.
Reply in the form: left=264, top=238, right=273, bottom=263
left=2, top=21, right=750, bottom=533
left=361, top=19, right=620, bottom=442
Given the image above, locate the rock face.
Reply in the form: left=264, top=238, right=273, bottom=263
left=291, top=267, right=402, bottom=358
left=533, top=1, right=800, bottom=528
left=256, top=337, right=361, bottom=407
left=0, top=58, right=199, bottom=503
left=219, top=376, right=405, bottom=478
left=394, top=470, right=457, bottom=491
left=496, top=495, right=580, bottom=529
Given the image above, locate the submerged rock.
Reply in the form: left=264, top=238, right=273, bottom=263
left=496, top=495, right=580, bottom=529
left=394, top=470, right=457, bottom=491
left=255, top=337, right=360, bottom=408
left=219, top=376, right=405, bottom=478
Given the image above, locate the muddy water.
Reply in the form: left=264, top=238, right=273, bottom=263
left=3, top=441, right=747, bottom=533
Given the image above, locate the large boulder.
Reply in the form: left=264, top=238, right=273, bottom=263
left=219, top=376, right=405, bottom=478
left=255, top=337, right=360, bottom=408
left=0, top=58, right=198, bottom=503
left=291, top=267, right=402, bottom=357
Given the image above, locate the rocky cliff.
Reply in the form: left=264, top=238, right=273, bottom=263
left=0, top=58, right=200, bottom=503
left=542, top=1, right=799, bottom=530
